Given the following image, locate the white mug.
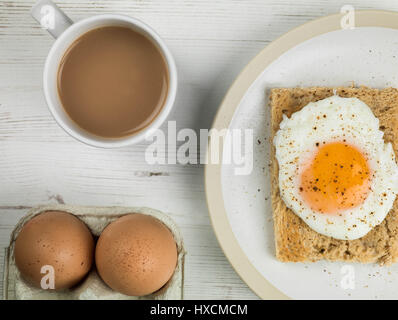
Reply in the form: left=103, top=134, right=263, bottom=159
left=31, top=0, right=177, bottom=148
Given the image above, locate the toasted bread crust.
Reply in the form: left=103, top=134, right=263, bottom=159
left=270, top=87, right=398, bottom=265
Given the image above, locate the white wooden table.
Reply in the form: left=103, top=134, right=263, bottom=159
left=1, top=0, right=398, bottom=300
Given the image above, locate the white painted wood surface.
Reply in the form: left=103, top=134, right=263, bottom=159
left=1, top=0, right=398, bottom=300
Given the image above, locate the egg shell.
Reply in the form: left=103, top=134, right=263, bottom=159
left=95, top=213, right=178, bottom=296
left=14, top=211, right=94, bottom=290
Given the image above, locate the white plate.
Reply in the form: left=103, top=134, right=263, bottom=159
left=206, top=11, right=398, bottom=300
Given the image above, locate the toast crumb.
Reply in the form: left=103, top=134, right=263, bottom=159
left=270, top=87, right=398, bottom=265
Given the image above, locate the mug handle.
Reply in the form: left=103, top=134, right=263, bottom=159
left=31, top=0, right=73, bottom=39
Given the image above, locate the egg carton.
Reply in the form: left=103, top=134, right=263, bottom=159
left=2, top=204, right=185, bottom=300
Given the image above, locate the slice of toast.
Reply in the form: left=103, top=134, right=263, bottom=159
left=270, top=87, right=398, bottom=265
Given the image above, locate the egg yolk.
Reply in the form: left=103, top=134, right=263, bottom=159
left=299, top=142, right=371, bottom=214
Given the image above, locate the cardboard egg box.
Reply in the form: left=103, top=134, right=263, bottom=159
left=3, top=204, right=185, bottom=300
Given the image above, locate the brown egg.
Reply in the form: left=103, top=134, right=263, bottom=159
left=14, top=211, right=94, bottom=290
left=95, top=213, right=177, bottom=296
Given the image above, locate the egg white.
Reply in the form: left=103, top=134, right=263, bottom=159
left=274, top=95, right=398, bottom=240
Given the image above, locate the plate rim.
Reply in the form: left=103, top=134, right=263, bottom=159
left=204, top=9, right=398, bottom=300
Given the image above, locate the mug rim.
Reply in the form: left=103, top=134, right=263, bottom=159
left=43, top=14, right=178, bottom=148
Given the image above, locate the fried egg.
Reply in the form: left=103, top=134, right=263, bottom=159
left=274, top=95, right=398, bottom=240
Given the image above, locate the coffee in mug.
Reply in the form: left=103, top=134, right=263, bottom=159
left=57, top=26, right=169, bottom=138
